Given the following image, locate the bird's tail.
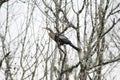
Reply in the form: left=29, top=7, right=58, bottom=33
left=69, top=43, right=80, bottom=51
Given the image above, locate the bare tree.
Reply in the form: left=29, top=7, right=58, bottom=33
left=41, top=0, right=120, bottom=80
left=0, top=0, right=120, bottom=80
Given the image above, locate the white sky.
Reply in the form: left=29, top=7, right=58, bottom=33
left=0, top=0, right=120, bottom=80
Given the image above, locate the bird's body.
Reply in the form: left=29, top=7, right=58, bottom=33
left=55, top=33, right=71, bottom=45
left=46, top=27, right=80, bottom=51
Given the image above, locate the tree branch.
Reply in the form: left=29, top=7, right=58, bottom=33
left=88, top=56, right=120, bottom=70
left=101, top=18, right=120, bottom=38
left=0, top=0, right=9, bottom=8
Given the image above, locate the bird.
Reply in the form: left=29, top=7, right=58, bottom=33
left=44, top=27, right=80, bottom=51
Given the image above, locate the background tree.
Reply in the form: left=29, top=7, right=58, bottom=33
left=0, top=0, right=120, bottom=80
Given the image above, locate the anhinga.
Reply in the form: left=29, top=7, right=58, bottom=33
left=45, top=27, right=80, bottom=51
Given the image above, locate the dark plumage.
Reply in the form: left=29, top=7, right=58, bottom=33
left=45, top=27, right=80, bottom=51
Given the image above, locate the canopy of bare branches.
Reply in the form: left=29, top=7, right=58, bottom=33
left=0, top=0, right=120, bottom=80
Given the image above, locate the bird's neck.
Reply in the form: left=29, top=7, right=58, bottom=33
left=49, top=32, right=55, bottom=40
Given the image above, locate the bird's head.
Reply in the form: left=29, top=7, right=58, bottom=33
left=43, top=27, right=55, bottom=39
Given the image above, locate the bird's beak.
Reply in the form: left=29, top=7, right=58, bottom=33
left=42, top=27, right=50, bottom=32
left=42, top=27, right=47, bottom=30
left=43, top=27, right=50, bottom=30
left=42, top=27, right=46, bottom=29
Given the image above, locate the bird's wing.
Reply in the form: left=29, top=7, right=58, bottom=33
left=59, top=35, right=68, bottom=40
left=55, top=33, right=71, bottom=44
left=55, top=33, right=68, bottom=40
left=59, top=34, right=71, bottom=43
